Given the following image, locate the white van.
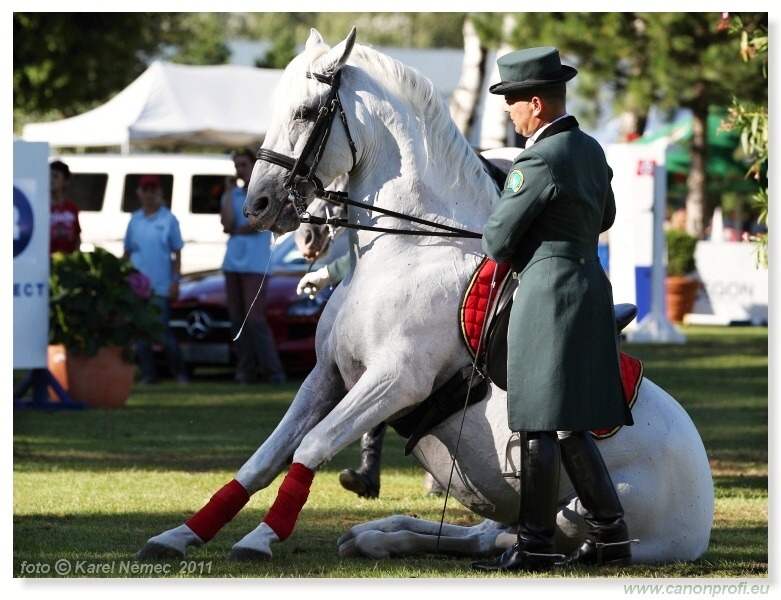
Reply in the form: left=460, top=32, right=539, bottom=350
left=58, top=154, right=236, bottom=273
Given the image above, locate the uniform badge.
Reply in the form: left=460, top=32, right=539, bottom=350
left=506, top=169, right=524, bottom=193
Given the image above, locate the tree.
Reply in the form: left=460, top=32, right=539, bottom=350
left=230, top=13, right=465, bottom=50
left=259, top=28, right=298, bottom=69
left=722, top=13, right=768, bottom=267
left=637, top=13, right=767, bottom=239
left=165, top=13, right=231, bottom=66
left=493, top=12, right=767, bottom=239
left=449, top=15, right=485, bottom=138
left=476, top=13, right=518, bottom=149
left=14, top=13, right=166, bottom=118
left=13, top=13, right=230, bottom=126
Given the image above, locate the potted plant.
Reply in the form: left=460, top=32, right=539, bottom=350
left=665, top=229, right=701, bottom=323
left=48, top=247, right=163, bottom=407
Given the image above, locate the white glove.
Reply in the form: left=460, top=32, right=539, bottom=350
left=296, top=266, right=332, bottom=297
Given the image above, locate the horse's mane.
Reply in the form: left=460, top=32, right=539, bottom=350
left=348, top=44, right=488, bottom=186
left=273, top=40, right=490, bottom=192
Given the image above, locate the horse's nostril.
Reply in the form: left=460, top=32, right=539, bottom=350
left=255, top=197, right=269, bottom=214
left=304, top=230, right=314, bottom=245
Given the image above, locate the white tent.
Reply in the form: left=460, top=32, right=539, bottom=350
left=22, top=61, right=283, bottom=152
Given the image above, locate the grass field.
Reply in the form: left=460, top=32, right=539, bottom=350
left=12, top=326, right=768, bottom=580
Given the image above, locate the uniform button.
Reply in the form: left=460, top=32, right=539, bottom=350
left=579, top=258, right=586, bottom=265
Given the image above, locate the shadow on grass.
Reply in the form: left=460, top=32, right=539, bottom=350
left=13, top=508, right=768, bottom=579
left=713, top=474, right=768, bottom=498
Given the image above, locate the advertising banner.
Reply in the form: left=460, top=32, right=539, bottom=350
left=14, top=141, right=50, bottom=369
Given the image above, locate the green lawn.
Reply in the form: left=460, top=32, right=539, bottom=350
left=13, top=326, right=768, bottom=579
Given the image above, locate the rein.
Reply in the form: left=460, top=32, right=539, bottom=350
left=256, top=68, right=483, bottom=240
left=305, top=190, right=483, bottom=239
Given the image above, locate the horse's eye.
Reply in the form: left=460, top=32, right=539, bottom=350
left=295, top=107, right=315, bottom=121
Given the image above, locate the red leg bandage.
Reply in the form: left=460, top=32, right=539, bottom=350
left=262, top=463, right=315, bottom=542
left=186, top=479, right=249, bottom=542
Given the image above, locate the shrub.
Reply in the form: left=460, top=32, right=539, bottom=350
left=665, top=229, right=698, bottom=277
left=49, top=248, right=163, bottom=360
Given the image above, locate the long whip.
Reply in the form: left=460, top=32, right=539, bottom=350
left=232, top=245, right=276, bottom=342
left=435, top=260, right=502, bottom=552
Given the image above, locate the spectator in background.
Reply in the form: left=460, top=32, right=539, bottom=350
left=49, top=160, right=81, bottom=254
left=666, top=207, right=687, bottom=232
left=221, top=148, right=286, bottom=385
left=123, top=174, right=189, bottom=385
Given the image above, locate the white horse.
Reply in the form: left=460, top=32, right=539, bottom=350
left=137, top=28, right=713, bottom=564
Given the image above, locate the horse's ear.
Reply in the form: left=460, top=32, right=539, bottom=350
left=306, top=28, right=325, bottom=51
left=322, top=27, right=357, bottom=74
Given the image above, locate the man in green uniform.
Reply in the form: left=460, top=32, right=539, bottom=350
left=471, top=47, right=633, bottom=572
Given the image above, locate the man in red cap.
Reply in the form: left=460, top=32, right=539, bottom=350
left=123, top=174, right=189, bottom=385
left=472, top=46, right=633, bottom=573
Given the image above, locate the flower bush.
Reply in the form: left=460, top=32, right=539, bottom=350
left=49, top=247, right=163, bottom=360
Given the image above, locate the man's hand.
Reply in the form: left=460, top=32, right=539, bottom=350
left=296, top=266, right=332, bottom=298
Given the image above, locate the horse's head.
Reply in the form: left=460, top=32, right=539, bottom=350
left=245, top=28, right=358, bottom=234
left=295, top=175, right=349, bottom=262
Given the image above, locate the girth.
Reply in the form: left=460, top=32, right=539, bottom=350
left=387, top=364, right=488, bottom=456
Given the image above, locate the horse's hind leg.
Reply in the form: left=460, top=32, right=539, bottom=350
left=338, top=516, right=515, bottom=559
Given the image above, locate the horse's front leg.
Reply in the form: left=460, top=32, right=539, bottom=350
left=338, top=516, right=515, bottom=559
left=135, top=364, right=344, bottom=560
left=227, top=363, right=431, bottom=560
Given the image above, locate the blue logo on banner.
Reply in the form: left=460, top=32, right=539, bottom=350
left=14, top=186, right=35, bottom=257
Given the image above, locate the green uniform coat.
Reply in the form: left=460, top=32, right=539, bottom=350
left=482, top=117, right=629, bottom=432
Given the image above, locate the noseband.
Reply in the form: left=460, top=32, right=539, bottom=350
left=257, top=69, right=357, bottom=218
left=256, top=68, right=481, bottom=239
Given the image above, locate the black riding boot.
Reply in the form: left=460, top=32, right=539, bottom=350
left=472, top=431, right=562, bottom=572
left=557, top=431, right=632, bottom=567
left=339, top=422, right=387, bottom=499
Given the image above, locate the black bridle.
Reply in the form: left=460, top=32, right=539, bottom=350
left=256, top=68, right=482, bottom=239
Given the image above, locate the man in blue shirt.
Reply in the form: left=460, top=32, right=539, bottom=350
left=221, top=149, right=286, bottom=384
left=123, top=174, right=189, bottom=384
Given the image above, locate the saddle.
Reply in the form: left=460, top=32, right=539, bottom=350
left=388, top=258, right=642, bottom=454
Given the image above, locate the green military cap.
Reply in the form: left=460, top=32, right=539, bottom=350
left=489, top=46, right=577, bottom=96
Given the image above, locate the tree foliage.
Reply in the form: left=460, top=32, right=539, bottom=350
left=14, top=12, right=768, bottom=242
left=13, top=13, right=230, bottom=121
left=227, top=12, right=465, bottom=50
left=165, top=13, right=231, bottom=66
left=471, top=12, right=767, bottom=239
left=15, top=13, right=164, bottom=117
left=258, top=28, right=298, bottom=69
left=722, top=13, right=768, bottom=267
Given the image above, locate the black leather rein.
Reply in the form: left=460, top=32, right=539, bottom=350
left=255, top=68, right=482, bottom=240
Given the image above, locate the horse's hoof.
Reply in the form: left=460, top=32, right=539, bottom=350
left=336, top=529, right=356, bottom=546
left=338, top=537, right=359, bottom=558
left=228, top=546, right=272, bottom=562
left=134, top=542, right=185, bottom=560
